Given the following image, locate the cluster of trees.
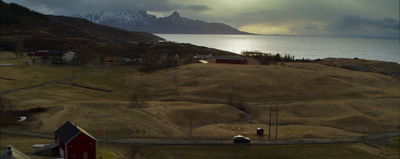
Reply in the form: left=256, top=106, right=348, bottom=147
left=0, top=1, right=48, bottom=26
left=241, top=51, right=295, bottom=65
left=140, top=42, right=218, bottom=73
left=140, top=51, right=191, bottom=73
left=1, top=37, right=215, bottom=69
left=8, top=3, right=48, bottom=20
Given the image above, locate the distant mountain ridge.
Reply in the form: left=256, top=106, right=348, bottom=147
left=0, top=1, right=162, bottom=46
left=75, top=10, right=252, bottom=34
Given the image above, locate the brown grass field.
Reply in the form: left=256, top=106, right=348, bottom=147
left=1, top=51, right=399, bottom=158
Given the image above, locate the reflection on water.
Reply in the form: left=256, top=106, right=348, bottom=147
left=156, top=34, right=400, bottom=63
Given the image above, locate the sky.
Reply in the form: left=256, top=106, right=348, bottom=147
left=4, top=0, right=400, bottom=38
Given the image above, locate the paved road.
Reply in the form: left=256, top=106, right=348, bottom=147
left=1, top=128, right=398, bottom=145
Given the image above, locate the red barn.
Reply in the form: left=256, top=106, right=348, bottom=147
left=216, top=57, right=248, bottom=64
left=54, top=121, right=96, bottom=159
left=35, top=50, right=49, bottom=56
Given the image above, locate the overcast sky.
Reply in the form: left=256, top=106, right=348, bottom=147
left=4, top=0, right=399, bottom=38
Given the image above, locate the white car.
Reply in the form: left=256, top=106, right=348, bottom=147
left=233, top=135, right=251, bottom=143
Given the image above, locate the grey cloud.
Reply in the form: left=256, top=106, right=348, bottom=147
left=242, top=10, right=277, bottom=16
left=183, top=5, right=211, bottom=12
left=4, top=0, right=399, bottom=38
left=3, top=0, right=210, bottom=15
left=327, top=15, right=399, bottom=38
left=330, top=15, right=399, bottom=30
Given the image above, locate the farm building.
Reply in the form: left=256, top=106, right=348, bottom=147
left=34, top=50, right=50, bottom=56
left=52, top=51, right=76, bottom=64
left=216, top=56, right=248, bottom=64
left=196, top=52, right=213, bottom=59
left=63, top=51, right=76, bottom=62
left=54, top=121, right=96, bottom=159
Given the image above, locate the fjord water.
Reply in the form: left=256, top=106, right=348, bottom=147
left=157, top=34, right=400, bottom=63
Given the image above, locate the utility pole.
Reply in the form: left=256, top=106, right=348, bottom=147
left=71, top=65, right=74, bottom=81
left=29, top=71, right=31, bottom=95
left=189, top=113, right=192, bottom=136
left=275, top=104, right=279, bottom=140
left=268, top=104, right=279, bottom=140
left=269, top=104, right=272, bottom=139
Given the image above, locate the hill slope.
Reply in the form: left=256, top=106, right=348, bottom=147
left=126, top=63, right=400, bottom=102
left=0, top=1, right=162, bottom=47
left=123, top=63, right=400, bottom=138
left=1, top=59, right=399, bottom=139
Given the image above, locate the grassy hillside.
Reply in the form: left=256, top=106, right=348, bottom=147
left=126, top=63, right=399, bottom=102
left=1, top=53, right=399, bottom=140
left=0, top=1, right=162, bottom=43
left=123, top=63, right=399, bottom=138
left=1, top=52, right=399, bottom=158
left=0, top=1, right=167, bottom=69
left=322, top=58, right=400, bottom=78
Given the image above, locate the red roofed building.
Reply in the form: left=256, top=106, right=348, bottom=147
left=216, top=57, right=248, bottom=64
left=54, top=121, right=96, bottom=159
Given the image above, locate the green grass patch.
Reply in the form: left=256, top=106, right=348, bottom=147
left=73, top=65, right=138, bottom=89
left=0, top=64, right=90, bottom=92
left=386, top=136, right=400, bottom=154
left=1, top=65, right=140, bottom=105
left=70, top=65, right=140, bottom=101
left=96, top=148, right=117, bottom=159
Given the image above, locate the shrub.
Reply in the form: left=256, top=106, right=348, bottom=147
left=241, top=51, right=294, bottom=65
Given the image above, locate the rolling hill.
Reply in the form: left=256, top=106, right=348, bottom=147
left=1, top=51, right=398, bottom=140
left=125, top=63, right=400, bottom=103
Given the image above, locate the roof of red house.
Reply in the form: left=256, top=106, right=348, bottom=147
left=54, top=121, right=95, bottom=144
left=197, top=52, right=212, bottom=55
left=216, top=56, right=246, bottom=61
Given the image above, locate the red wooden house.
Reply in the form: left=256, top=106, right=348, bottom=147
left=216, top=57, right=248, bottom=64
left=35, top=50, right=49, bottom=56
left=54, top=121, right=96, bottom=159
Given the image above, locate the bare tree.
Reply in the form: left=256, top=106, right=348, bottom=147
left=140, top=51, right=160, bottom=73
left=0, top=96, right=14, bottom=125
left=14, top=40, right=24, bottom=59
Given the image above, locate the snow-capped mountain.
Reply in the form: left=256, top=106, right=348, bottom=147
left=76, top=10, right=155, bottom=24
left=75, top=10, right=156, bottom=31
left=75, top=10, right=251, bottom=34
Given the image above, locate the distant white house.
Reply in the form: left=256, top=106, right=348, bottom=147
left=120, top=55, right=142, bottom=63
left=196, top=52, right=213, bottom=59
left=63, top=51, right=75, bottom=62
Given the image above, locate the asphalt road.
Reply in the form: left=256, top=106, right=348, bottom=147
left=1, top=128, right=398, bottom=145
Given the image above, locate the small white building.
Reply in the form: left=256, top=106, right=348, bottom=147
left=120, top=55, right=142, bottom=63
left=63, top=51, right=75, bottom=62
left=196, top=52, right=213, bottom=59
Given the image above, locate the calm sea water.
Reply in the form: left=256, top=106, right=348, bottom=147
left=156, top=34, right=400, bottom=64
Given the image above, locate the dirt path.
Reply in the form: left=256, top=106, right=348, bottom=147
left=1, top=127, right=398, bottom=145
